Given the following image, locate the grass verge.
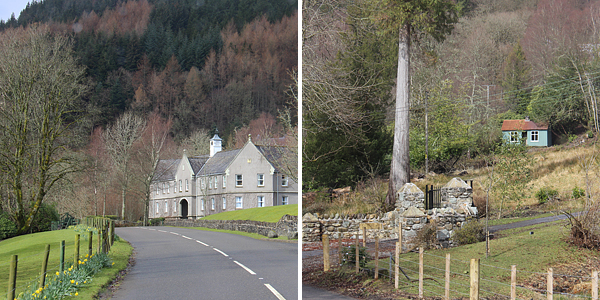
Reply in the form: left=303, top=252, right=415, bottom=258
left=177, top=226, right=296, bottom=241
left=200, top=204, right=298, bottom=222
left=0, top=229, right=132, bottom=299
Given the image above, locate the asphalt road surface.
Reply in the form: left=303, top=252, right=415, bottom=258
left=112, top=226, right=298, bottom=300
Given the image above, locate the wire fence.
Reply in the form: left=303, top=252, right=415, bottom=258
left=3, top=217, right=115, bottom=300
left=320, top=234, right=600, bottom=300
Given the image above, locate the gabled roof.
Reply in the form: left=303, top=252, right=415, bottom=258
left=197, top=149, right=241, bottom=176
left=501, top=119, right=548, bottom=131
left=255, top=145, right=289, bottom=172
left=152, top=159, right=180, bottom=182
left=189, top=155, right=209, bottom=174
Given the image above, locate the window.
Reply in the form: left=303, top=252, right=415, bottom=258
left=162, top=183, right=166, bottom=194
left=209, top=177, right=213, bottom=189
left=201, top=178, right=205, bottom=190
left=257, top=174, right=264, bottom=186
left=236, top=196, right=243, bottom=208
left=236, top=174, right=243, bottom=187
left=174, top=200, right=177, bottom=213
left=156, top=202, right=159, bottom=215
left=179, top=180, right=182, bottom=192
left=185, top=179, right=189, bottom=191
left=510, top=131, right=519, bottom=143
left=167, top=182, right=170, bottom=193
left=200, top=198, right=205, bottom=211
left=281, top=174, right=288, bottom=187
left=282, top=196, right=288, bottom=205
left=164, top=200, right=168, bottom=213
left=211, top=198, right=215, bottom=210
left=531, top=131, right=539, bottom=142
left=156, top=184, right=159, bottom=195
left=222, top=197, right=226, bottom=210
left=222, top=175, right=226, bottom=188
left=258, top=196, right=265, bottom=207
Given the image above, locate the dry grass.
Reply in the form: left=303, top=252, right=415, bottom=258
left=303, top=142, right=600, bottom=217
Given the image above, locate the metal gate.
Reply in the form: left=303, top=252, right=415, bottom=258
left=425, top=185, right=442, bottom=210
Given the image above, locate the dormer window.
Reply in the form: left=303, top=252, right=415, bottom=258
left=281, top=174, right=288, bottom=187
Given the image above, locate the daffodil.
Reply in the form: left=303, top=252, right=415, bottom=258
left=70, top=279, right=75, bottom=284
left=75, top=292, right=78, bottom=296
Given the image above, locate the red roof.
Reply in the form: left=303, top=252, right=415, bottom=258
left=501, top=120, right=548, bottom=131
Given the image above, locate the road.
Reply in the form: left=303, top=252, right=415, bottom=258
left=112, top=226, right=297, bottom=300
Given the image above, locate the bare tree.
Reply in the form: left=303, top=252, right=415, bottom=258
left=0, top=25, right=88, bottom=234
left=104, top=112, right=146, bottom=220
left=133, top=112, right=172, bottom=225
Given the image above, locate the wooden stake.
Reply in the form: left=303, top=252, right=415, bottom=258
left=445, top=253, right=450, bottom=300
left=60, top=240, right=65, bottom=274
left=419, top=247, right=424, bottom=298
left=39, top=244, right=50, bottom=289
left=88, top=231, right=93, bottom=257
left=338, top=234, right=343, bottom=267
left=74, top=234, right=80, bottom=269
left=7, top=255, right=17, bottom=300
left=511, top=265, right=517, bottom=300
left=470, top=258, right=479, bottom=300
left=323, top=234, right=330, bottom=272
left=547, top=268, right=553, bottom=300
left=355, top=234, right=359, bottom=273
left=593, top=270, right=598, bottom=300
left=362, top=226, right=366, bottom=247
left=398, top=218, right=403, bottom=253
left=395, top=241, right=400, bottom=289
left=374, top=236, right=379, bottom=279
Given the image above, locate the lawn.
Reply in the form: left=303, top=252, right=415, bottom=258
left=369, top=222, right=599, bottom=299
left=201, top=204, right=298, bottom=223
left=0, top=229, right=132, bottom=299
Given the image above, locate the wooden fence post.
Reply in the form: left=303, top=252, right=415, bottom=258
left=338, top=234, right=343, bottom=267
left=60, top=240, right=65, bottom=275
left=445, top=253, right=450, bottom=300
left=511, top=265, right=517, bottom=300
left=39, top=244, right=51, bottom=289
left=419, top=247, right=424, bottom=299
left=98, top=230, right=102, bottom=254
left=470, top=258, right=479, bottom=300
left=74, top=234, right=80, bottom=269
left=323, top=234, right=330, bottom=272
left=88, top=231, right=93, bottom=257
left=374, top=236, right=379, bottom=279
left=109, top=220, right=115, bottom=246
left=7, top=255, right=17, bottom=300
left=395, top=241, right=400, bottom=289
left=362, top=226, right=366, bottom=247
left=547, top=267, right=553, bottom=300
left=398, top=219, right=403, bottom=253
left=355, top=234, right=359, bottom=273
left=593, top=270, right=598, bottom=300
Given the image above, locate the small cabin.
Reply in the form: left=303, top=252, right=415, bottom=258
left=501, top=119, right=551, bottom=147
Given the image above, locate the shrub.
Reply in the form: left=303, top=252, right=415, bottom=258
left=535, top=187, right=558, bottom=204
left=149, top=218, right=164, bottom=226
left=415, top=222, right=438, bottom=250
left=452, top=220, right=485, bottom=246
left=565, top=204, right=600, bottom=250
left=0, top=213, right=17, bottom=240
left=30, top=203, right=60, bottom=233
left=341, top=245, right=370, bottom=269
left=572, top=186, right=585, bottom=199
left=588, top=130, right=594, bottom=138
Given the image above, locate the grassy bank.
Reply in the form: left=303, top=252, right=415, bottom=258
left=201, top=204, right=298, bottom=222
left=0, top=229, right=132, bottom=299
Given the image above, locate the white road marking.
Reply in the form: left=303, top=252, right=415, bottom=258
left=181, top=235, right=192, bottom=240
left=233, top=261, right=256, bottom=275
left=196, top=240, right=209, bottom=246
left=213, top=248, right=229, bottom=257
left=147, top=228, right=155, bottom=231
left=264, top=284, right=286, bottom=300
left=158, top=230, right=167, bottom=233
left=170, top=232, right=180, bottom=235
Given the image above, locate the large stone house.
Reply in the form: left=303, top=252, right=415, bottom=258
left=150, top=134, right=297, bottom=219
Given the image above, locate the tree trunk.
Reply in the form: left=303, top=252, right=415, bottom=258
left=387, top=24, right=411, bottom=207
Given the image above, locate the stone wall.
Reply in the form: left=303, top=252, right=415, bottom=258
left=165, top=214, right=298, bottom=239
left=301, top=178, right=477, bottom=248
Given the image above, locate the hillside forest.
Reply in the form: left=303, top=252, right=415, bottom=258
left=304, top=0, right=600, bottom=189
left=0, top=0, right=297, bottom=233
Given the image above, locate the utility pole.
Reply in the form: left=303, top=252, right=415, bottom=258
left=483, top=85, right=495, bottom=106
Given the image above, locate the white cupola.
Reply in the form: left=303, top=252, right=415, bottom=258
left=210, top=130, right=222, bottom=157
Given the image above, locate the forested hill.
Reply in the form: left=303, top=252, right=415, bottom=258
left=1, top=0, right=297, bottom=144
